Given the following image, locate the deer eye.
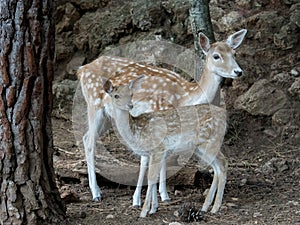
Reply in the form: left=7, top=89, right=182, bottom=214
left=213, top=54, right=220, bottom=60
left=114, top=94, right=120, bottom=99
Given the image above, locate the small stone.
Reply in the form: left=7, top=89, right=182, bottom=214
left=240, top=178, right=247, bottom=186
left=169, top=222, right=183, bottom=225
left=290, top=68, right=299, bottom=77
left=174, top=210, right=180, bottom=217
left=106, top=214, right=114, bottom=219
left=226, top=202, right=238, bottom=208
left=287, top=200, right=299, bottom=206
left=174, top=190, right=182, bottom=196
left=263, top=128, right=278, bottom=138
left=288, top=78, right=300, bottom=97
left=253, top=212, right=262, bottom=217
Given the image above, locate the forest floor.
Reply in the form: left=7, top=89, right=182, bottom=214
left=52, top=0, right=300, bottom=224
left=52, top=110, right=300, bottom=225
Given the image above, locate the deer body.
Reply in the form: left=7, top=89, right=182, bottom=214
left=77, top=29, right=247, bottom=203
left=104, top=78, right=228, bottom=217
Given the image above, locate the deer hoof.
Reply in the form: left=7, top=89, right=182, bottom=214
left=93, top=197, right=101, bottom=202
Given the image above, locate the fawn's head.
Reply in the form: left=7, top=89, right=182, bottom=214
left=103, top=75, right=145, bottom=111
left=199, top=29, right=247, bottom=79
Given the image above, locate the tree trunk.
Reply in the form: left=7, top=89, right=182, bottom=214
left=0, top=1, right=65, bottom=224
left=189, top=0, right=220, bottom=105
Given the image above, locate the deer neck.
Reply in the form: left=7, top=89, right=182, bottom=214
left=183, top=66, right=223, bottom=105
left=111, top=107, right=140, bottom=152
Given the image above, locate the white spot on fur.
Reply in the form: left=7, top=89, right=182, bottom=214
left=95, top=98, right=101, bottom=105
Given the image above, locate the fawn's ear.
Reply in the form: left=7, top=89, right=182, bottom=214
left=199, top=32, right=211, bottom=55
left=128, top=75, right=146, bottom=89
left=102, top=78, right=114, bottom=94
left=226, top=29, right=247, bottom=49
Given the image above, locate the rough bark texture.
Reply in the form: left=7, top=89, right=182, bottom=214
left=0, top=1, right=65, bottom=224
left=189, top=0, right=215, bottom=80
left=189, top=0, right=220, bottom=105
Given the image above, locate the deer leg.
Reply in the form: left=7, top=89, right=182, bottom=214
left=140, top=183, right=153, bottom=217
left=159, top=159, right=170, bottom=202
left=150, top=182, right=158, bottom=214
left=83, top=107, right=107, bottom=201
left=197, top=149, right=227, bottom=213
left=132, top=155, right=149, bottom=207
left=194, top=144, right=219, bottom=213
left=140, top=155, right=161, bottom=217
left=210, top=152, right=227, bottom=213
left=201, top=163, right=219, bottom=212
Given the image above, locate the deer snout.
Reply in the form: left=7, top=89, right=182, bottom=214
left=127, top=103, right=134, bottom=110
left=234, top=69, right=243, bottom=77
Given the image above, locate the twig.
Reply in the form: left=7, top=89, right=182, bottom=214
left=229, top=162, right=259, bottom=168
left=55, top=146, right=76, bottom=155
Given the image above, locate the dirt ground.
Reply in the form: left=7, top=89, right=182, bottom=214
left=52, top=108, right=300, bottom=225
left=52, top=1, right=300, bottom=224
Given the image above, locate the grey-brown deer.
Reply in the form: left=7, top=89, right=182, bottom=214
left=103, top=76, right=228, bottom=217
left=77, top=29, right=247, bottom=204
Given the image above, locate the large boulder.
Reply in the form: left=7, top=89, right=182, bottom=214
left=234, top=79, right=289, bottom=116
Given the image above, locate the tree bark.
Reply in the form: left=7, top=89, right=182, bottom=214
left=189, top=0, right=215, bottom=80
left=0, top=1, right=65, bottom=224
left=189, top=0, right=220, bottom=105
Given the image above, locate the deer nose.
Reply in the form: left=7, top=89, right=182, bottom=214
left=234, top=70, right=243, bottom=77
left=127, top=103, right=133, bottom=110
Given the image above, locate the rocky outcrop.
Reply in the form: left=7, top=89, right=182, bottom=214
left=234, top=79, right=289, bottom=116
left=53, top=0, right=300, bottom=141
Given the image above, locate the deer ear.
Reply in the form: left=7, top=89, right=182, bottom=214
left=226, top=29, right=247, bottom=49
left=199, top=32, right=210, bottom=55
left=102, top=78, right=114, bottom=94
left=128, top=75, right=146, bottom=89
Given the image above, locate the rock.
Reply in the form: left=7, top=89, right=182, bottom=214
left=70, top=0, right=109, bottom=11
left=236, top=0, right=252, bottom=8
left=283, top=0, right=299, bottom=5
left=131, top=1, right=165, bottom=31
left=259, top=158, right=289, bottom=174
left=210, top=5, right=225, bottom=21
left=53, top=79, right=79, bottom=119
left=53, top=79, right=78, bottom=102
left=290, top=4, right=300, bottom=28
left=274, top=4, right=300, bottom=49
left=219, top=11, right=242, bottom=32
left=288, top=78, right=300, bottom=97
left=226, top=202, right=238, bottom=208
left=274, top=22, right=299, bottom=49
left=272, top=72, right=294, bottom=87
left=60, top=185, right=80, bottom=203
left=272, top=109, right=293, bottom=127
left=55, top=32, right=76, bottom=62
left=247, top=11, right=285, bottom=40
left=234, top=79, right=289, bottom=116
left=169, top=222, right=183, bottom=225
left=56, top=3, right=81, bottom=34
left=263, top=128, right=279, bottom=138
left=240, top=178, right=247, bottom=186
left=290, top=67, right=300, bottom=77
left=174, top=190, right=182, bottom=196
left=281, top=125, right=300, bottom=145
left=66, top=54, right=86, bottom=77
left=106, top=214, right=114, bottom=219
left=73, top=4, right=132, bottom=55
